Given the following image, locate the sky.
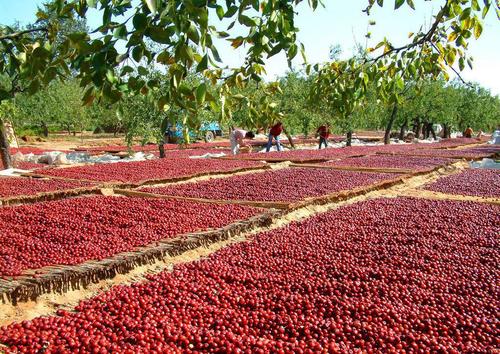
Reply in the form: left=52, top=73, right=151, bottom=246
left=1, top=1, right=499, bottom=94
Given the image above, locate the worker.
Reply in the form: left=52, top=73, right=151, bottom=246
left=230, top=128, right=255, bottom=155
left=316, top=123, right=330, bottom=149
left=266, top=122, right=284, bottom=152
left=463, top=126, right=473, bottom=138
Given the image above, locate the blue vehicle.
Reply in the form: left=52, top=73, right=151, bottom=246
left=165, top=122, right=223, bottom=143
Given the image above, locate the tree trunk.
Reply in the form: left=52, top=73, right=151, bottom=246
left=399, top=119, right=408, bottom=141
left=41, top=121, right=49, bottom=137
left=422, top=123, right=429, bottom=139
left=443, top=124, right=451, bottom=139
left=429, top=124, right=437, bottom=140
left=414, top=119, right=422, bottom=139
left=283, top=128, right=295, bottom=149
left=158, top=143, right=165, bottom=158
left=346, top=131, right=352, bottom=147
left=384, top=104, right=398, bottom=145
left=0, top=121, right=12, bottom=169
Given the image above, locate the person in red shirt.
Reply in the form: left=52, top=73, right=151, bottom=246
left=266, top=122, right=284, bottom=152
left=317, top=123, right=330, bottom=149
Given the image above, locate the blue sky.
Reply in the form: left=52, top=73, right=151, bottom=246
left=1, top=1, right=499, bottom=94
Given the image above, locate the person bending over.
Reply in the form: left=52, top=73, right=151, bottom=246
left=230, top=129, right=255, bottom=155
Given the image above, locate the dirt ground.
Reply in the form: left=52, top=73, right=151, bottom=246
left=17, top=132, right=126, bottom=150
left=15, top=130, right=386, bottom=151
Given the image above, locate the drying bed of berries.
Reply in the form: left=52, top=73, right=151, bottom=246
left=463, top=145, right=500, bottom=155
left=418, top=138, right=482, bottom=149
left=0, top=196, right=261, bottom=277
left=9, top=147, right=71, bottom=155
left=424, top=168, right=500, bottom=198
left=74, top=144, right=171, bottom=154
left=323, top=155, right=455, bottom=171
left=381, top=147, right=492, bottom=159
left=230, top=145, right=388, bottom=161
left=75, top=143, right=231, bottom=154
left=150, top=149, right=231, bottom=158
left=143, top=168, right=400, bottom=202
left=37, top=158, right=264, bottom=183
left=0, top=177, right=94, bottom=199
left=1, top=197, right=497, bottom=352
left=0, top=160, right=47, bottom=171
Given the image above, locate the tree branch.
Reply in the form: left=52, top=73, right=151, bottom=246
left=366, top=1, right=449, bottom=63
left=0, top=27, right=48, bottom=41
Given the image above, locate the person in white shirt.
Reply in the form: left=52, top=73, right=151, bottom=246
left=230, top=129, right=255, bottom=155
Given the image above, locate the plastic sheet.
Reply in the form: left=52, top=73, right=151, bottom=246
left=470, top=158, right=500, bottom=170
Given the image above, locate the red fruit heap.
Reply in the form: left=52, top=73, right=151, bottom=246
left=323, top=155, right=454, bottom=171
left=232, top=145, right=388, bottom=161
left=149, top=149, right=231, bottom=158
left=143, top=168, right=399, bottom=202
left=0, top=160, right=46, bottom=171
left=10, top=147, right=70, bottom=155
left=418, top=138, right=480, bottom=149
left=0, top=197, right=497, bottom=352
left=0, top=196, right=260, bottom=276
left=0, top=177, right=93, bottom=198
left=424, top=168, right=500, bottom=198
left=37, top=158, right=264, bottom=183
left=381, top=147, right=491, bottom=159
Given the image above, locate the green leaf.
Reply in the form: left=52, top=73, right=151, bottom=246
left=446, top=50, right=456, bottom=65
left=395, top=77, right=404, bottom=91
left=474, top=21, right=483, bottom=38
left=216, top=5, right=225, bottom=20
left=406, top=0, right=415, bottom=10
left=377, top=0, right=383, bottom=6
left=114, top=25, right=128, bottom=40
left=288, top=44, right=298, bottom=61
left=138, top=66, right=149, bottom=76
left=458, top=57, right=465, bottom=71
left=156, top=51, right=171, bottom=64
left=145, top=0, right=157, bottom=15
left=395, top=0, right=405, bottom=9
left=239, top=15, right=257, bottom=27
left=187, top=22, right=200, bottom=44
left=82, top=87, right=94, bottom=106
left=482, top=4, right=490, bottom=18
left=133, top=13, right=148, bottom=31
left=195, top=83, right=207, bottom=104
left=224, top=5, right=238, bottom=18
left=471, top=0, right=480, bottom=11
left=211, top=45, right=222, bottom=62
left=43, top=67, right=57, bottom=85
left=197, top=54, right=208, bottom=72
left=459, top=7, right=472, bottom=20
left=121, top=65, right=134, bottom=75
left=132, top=45, right=143, bottom=62
left=149, top=27, right=172, bottom=44
left=467, top=58, right=473, bottom=69
left=106, top=70, right=117, bottom=83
